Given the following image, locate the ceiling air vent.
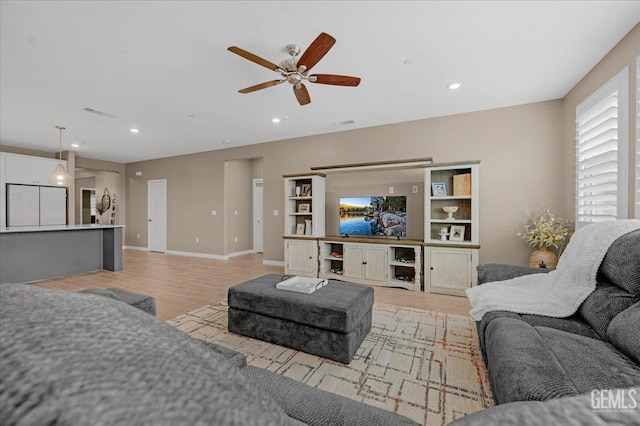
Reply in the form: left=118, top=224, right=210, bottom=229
left=83, top=107, right=116, bottom=118
left=331, top=120, right=355, bottom=127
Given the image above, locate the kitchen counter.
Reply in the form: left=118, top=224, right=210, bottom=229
left=0, top=225, right=124, bottom=284
left=0, top=224, right=125, bottom=233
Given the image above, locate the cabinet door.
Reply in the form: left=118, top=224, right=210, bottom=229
left=429, top=248, right=473, bottom=295
left=364, top=246, right=388, bottom=282
left=35, top=158, right=59, bottom=185
left=39, top=187, right=67, bottom=225
left=7, top=184, right=40, bottom=226
left=343, top=245, right=364, bottom=280
left=285, top=240, right=317, bottom=277
left=5, top=155, right=36, bottom=184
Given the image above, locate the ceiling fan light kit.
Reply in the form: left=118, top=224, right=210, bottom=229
left=228, top=32, right=361, bottom=106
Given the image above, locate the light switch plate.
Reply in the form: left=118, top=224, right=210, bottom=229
left=273, top=210, right=279, bottom=216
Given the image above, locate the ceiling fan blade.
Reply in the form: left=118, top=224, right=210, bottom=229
left=228, top=46, right=281, bottom=72
left=238, top=80, right=284, bottom=94
left=293, top=84, right=311, bottom=106
left=310, top=74, right=361, bottom=87
left=297, top=32, right=336, bottom=72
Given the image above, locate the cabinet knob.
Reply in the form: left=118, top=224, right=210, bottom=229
left=430, top=267, right=434, bottom=270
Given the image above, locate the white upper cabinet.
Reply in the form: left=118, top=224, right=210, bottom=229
left=3, top=153, right=66, bottom=186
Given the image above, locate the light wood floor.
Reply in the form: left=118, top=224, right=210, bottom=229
left=31, top=249, right=471, bottom=320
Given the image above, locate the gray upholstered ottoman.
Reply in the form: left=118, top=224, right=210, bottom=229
left=228, top=274, right=373, bottom=363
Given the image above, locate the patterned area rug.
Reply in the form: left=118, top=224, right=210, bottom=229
left=168, top=301, right=493, bottom=425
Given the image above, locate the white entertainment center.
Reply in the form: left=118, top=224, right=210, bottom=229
left=283, top=159, right=480, bottom=295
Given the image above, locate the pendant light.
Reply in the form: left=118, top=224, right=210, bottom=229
left=48, top=125, right=73, bottom=187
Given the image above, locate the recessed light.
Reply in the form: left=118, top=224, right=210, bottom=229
left=71, top=143, right=80, bottom=148
left=448, top=82, right=462, bottom=90
left=130, top=128, right=140, bottom=133
left=222, top=139, right=232, bottom=144
left=271, top=118, right=281, bottom=124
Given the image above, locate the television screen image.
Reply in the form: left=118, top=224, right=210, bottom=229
left=339, top=196, right=407, bottom=237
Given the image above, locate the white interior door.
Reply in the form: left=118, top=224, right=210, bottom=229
left=148, top=179, right=167, bottom=252
left=253, top=179, right=264, bottom=253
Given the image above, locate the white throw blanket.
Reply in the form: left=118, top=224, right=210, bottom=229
left=466, top=219, right=640, bottom=321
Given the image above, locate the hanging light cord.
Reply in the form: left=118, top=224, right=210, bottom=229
left=56, top=125, right=65, bottom=164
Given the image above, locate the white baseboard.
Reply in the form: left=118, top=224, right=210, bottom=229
left=263, top=260, right=285, bottom=267
left=124, top=246, right=264, bottom=261
left=166, top=250, right=228, bottom=260
left=123, top=245, right=148, bottom=251
left=228, top=249, right=254, bottom=258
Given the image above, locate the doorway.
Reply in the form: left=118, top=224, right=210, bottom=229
left=148, top=179, right=167, bottom=252
left=253, top=179, right=264, bottom=253
left=79, top=188, right=96, bottom=224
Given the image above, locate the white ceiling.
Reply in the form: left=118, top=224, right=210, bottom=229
left=1, top=1, right=639, bottom=163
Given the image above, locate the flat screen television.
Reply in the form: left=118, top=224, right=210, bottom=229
left=339, top=196, right=407, bottom=237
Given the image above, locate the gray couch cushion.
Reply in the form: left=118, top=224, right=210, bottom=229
left=483, top=317, right=640, bottom=404
left=450, top=387, right=640, bottom=426
left=607, top=302, right=640, bottom=364
left=483, top=317, right=580, bottom=404
left=0, top=284, right=298, bottom=425
left=598, top=229, right=640, bottom=295
left=243, top=366, right=418, bottom=425
left=579, top=280, right=640, bottom=340
left=535, top=326, right=640, bottom=393
left=199, top=340, right=247, bottom=368
left=227, top=274, right=373, bottom=333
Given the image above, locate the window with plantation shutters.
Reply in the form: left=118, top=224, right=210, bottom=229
left=575, top=68, right=629, bottom=229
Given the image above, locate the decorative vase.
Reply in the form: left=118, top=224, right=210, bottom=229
left=528, top=246, right=558, bottom=269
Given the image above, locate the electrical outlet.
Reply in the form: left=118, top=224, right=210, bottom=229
left=273, top=210, right=279, bottom=216
left=389, top=186, right=394, bottom=194
left=412, top=185, right=419, bottom=194
left=196, top=237, right=199, bottom=243
left=234, top=236, right=238, bottom=242
left=211, top=210, right=216, bottom=216
left=137, top=233, right=140, bottom=239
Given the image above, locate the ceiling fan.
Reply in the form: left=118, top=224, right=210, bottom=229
left=228, top=32, right=361, bottom=106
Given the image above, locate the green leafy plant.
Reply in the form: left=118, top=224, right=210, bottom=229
left=518, top=209, right=573, bottom=252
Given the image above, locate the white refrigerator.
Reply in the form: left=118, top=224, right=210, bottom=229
left=7, top=184, right=67, bottom=226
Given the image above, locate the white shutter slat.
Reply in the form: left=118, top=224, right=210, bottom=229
left=577, top=171, right=617, bottom=186
left=577, top=161, right=617, bottom=177
left=577, top=150, right=617, bottom=168
left=577, top=120, right=617, bottom=148
left=577, top=93, right=617, bottom=124
left=577, top=105, right=617, bottom=133
left=578, top=138, right=617, bottom=159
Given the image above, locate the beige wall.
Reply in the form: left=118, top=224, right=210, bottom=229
left=225, top=159, right=253, bottom=254
left=562, top=23, right=640, bottom=218
left=126, top=99, right=565, bottom=265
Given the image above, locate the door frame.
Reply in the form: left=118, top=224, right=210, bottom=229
left=79, top=187, right=96, bottom=224
left=252, top=178, right=264, bottom=253
left=147, top=179, right=167, bottom=252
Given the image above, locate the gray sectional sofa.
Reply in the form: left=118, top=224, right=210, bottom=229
left=0, top=283, right=417, bottom=425
left=453, top=229, right=640, bottom=424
